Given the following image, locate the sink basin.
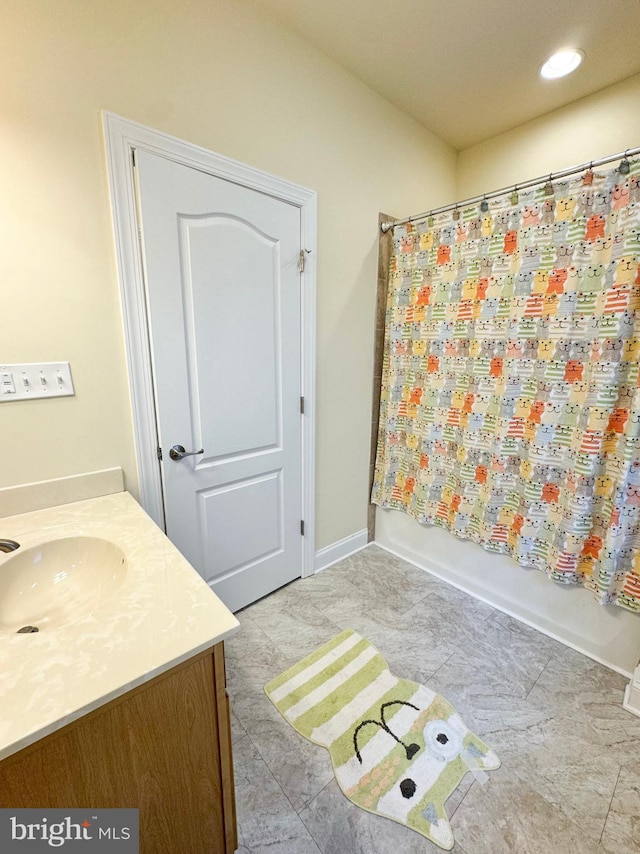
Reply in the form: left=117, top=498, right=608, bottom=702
left=0, top=536, right=127, bottom=633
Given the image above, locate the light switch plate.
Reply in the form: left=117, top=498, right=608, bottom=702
left=0, top=362, right=75, bottom=402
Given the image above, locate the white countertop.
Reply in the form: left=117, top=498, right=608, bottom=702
left=0, top=491, right=239, bottom=760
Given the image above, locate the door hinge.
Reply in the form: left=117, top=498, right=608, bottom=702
left=300, top=520, right=305, bottom=536
left=299, top=249, right=311, bottom=273
left=300, top=395, right=305, bottom=414
left=157, top=446, right=163, bottom=461
left=131, top=147, right=137, bottom=167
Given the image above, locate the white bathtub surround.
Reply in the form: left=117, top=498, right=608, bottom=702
left=0, top=467, right=124, bottom=517
left=0, top=491, right=239, bottom=759
left=623, top=665, right=640, bottom=717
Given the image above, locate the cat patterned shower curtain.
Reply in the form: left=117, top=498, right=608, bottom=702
left=372, top=159, right=640, bottom=611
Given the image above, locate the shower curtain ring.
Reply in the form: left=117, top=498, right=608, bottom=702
left=583, top=162, right=594, bottom=185
left=619, top=150, right=631, bottom=175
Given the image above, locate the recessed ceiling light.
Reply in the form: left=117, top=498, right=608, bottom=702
left=540, top=48, right=584, bottom=80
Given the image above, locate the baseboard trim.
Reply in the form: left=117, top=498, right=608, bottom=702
left=315, top=529, right=369, bottom=573
left=374, top=540, right=634, bottom=680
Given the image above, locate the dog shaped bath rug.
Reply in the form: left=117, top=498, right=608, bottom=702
left=265, top=629, right=500, bottom=850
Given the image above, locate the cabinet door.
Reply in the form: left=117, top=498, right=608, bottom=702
left=0, top=646, right=237, bottom=854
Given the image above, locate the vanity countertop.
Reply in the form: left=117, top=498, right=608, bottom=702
left=0, top=491, right=239, bottom=760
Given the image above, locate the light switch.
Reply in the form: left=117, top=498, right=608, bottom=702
left=1, top=372, right=16, bottom=395
left=0, top=363, right=75, bottom=402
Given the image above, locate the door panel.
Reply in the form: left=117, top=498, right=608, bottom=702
left=180, top=214, right=281, bottom=459
left=134, top=149, right=302, bottom=611
left=198, top=470, right=283, bottom=578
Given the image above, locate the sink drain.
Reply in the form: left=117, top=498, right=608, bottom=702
left=17, top=625, right=39, bottom=633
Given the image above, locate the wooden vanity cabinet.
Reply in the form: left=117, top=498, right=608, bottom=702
left=0, top=643, right=237, bottom=854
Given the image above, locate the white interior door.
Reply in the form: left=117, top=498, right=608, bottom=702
left=134, top=149, right=303, bottom=612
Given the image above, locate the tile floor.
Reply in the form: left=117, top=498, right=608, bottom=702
left=225, top=545, right=640, bottom=854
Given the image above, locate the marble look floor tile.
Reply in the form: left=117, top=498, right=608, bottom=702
left=494, top=719, right=622, bottom=842
left=245, top=714, right=335, bottom=812
left=426, top=651, right=553, bottom=746
left=261, top=570, right=403, bottom=631
left=230, top=707, right=246, bottom=743
left=277, top=567, right=363, bottom=614
left=243, top=595, right=342, bottom=661
left=226, top=636, right=295, bottom=694
left=488, top=610, right=569, bottom=658
left=357, top=617, right=457, bottom=685
left=427, top=651, right=528, bottom=714
left=226, top=635, right=300, bottom=740
left=224, top=611, right=283, bottom=668
left=444, top=772, right=475, bottom=819
left=299, top=779, right=468, bottom=854
left=233, top=735, right=322, bottom=854
left=320, top=588, right=414, bottom=629
left=402, top=584, right=496, bottom=645
left=450, top=644, right=545, bottom=703
left=228, top=662, right=293, bottom=732
left=337, top=545, right=442, bottom=612
left=525, top=649, right=640, bottom=758
left=314, top=550, right=440, bottom=627
left=225, top=611, right=306, bottom=698
left=427, top=647, right=621, bottom=841
left=564, top=713, right=640, bottom=766
left=526, top=645, right=629, bottom=715
left=320, top=584, right=474, bottom=660
left=453, top=619, right=554, bottom=700
left=307, top=594, right=456, bottom=681
left=451, top=764, right=605, bottom=854
left=234, top=665, right=335, bottom=812
left=601, top=761, right=640, bottom=854
left=483, top=610, right=566, bottom=659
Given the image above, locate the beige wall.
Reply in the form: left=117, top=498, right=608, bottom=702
left=1, top=0, right=455, bottom=547
left=457, top=73, right=640, bottom=198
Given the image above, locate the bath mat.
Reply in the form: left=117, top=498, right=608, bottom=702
left=265, top=629, right=500, bottom=850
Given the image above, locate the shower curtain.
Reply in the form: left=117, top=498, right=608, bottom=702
left=372, top=159, right=640, bottom=612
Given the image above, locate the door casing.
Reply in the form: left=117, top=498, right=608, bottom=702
left=102, top=111, right=317, bottom=578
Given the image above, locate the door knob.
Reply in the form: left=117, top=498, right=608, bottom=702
left=169, top=444, right=205, bottom=461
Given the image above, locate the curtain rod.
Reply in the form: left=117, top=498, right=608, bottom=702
left=380, top=145, right=640, bottom=233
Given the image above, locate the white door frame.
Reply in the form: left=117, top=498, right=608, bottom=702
left=102, top=111, right=317, bottom=578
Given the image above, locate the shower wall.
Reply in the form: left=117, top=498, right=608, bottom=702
left=375, top=72, right=640, bottom=676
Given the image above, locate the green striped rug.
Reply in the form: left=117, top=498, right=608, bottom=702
left=265, top=629, right=499, bottom=850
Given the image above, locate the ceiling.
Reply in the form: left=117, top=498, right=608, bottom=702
left=253, top=0, right=640, bottom=149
